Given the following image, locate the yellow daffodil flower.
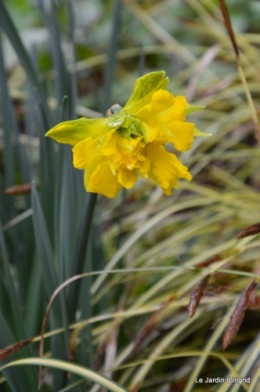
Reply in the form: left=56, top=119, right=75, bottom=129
left=46, top=71, right=204, bottom=198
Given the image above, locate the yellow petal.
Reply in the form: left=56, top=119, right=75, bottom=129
left=124, top=71, right=169, bottom=115
left=72, top=137, right=98, bottom=169
left=134, top=91, right=192, bottom=146
left=136, top=90, right=174, bottom=120
left=138, top=156, right=151, bottom=178
left=46, top=117, right=108, bottom=146
left=145, top=144, right=192, bottom=195
left=141, top=122, right=162, bottom=143
left=168, top=95, right=187, bottom=121
left=84, top=159, right=122, bottom=198
left=100, top=129, right=120, bottom=157
left=117, top=168, right=138, bottom=189
left=136, top=92, right=187, bottom=124
left=167, top=121, right=195, bottom=152
left=100, top=132, right=145, bottom=169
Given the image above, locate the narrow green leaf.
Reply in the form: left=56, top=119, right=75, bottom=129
left=38, top=0, right=72, bottom=113
left=31, top=185, right=58, bottom=296
left=0, top=31, right=16, bottom=187
left=101, top=0, right=123, bottom=113
left=68, top=193, right=97, bottom=322
left=0, top=358, right=128, bottom=392
left=0, top=220, right=38, bottom=389
left=0, top=219, right=28, bottom=340
left=0, top=1, right=50, bottom=126
left=0, top=312, right=38, bottom=392
left=31, top=185, right=68, bottom=389
left=24, top=258, right=43, bottom=337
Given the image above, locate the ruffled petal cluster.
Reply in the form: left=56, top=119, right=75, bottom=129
left=46, top=71, right=204, bottom=198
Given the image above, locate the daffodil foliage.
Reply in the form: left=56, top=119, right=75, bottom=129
left=46, top=71, right=204, bottom=198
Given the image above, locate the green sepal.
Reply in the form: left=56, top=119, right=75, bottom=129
left=124, top=71, right=169, bottom=112
left=186, top=103, right=205, bottom=114
left=193, top=127, right=209, bottom=137
left=45, top=117, right=108, bottom=145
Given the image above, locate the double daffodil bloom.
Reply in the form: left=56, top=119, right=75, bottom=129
left=46, top=71, right=204, bottom=198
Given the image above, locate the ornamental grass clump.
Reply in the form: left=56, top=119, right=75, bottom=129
left=46, top=71, right=204, bottom=198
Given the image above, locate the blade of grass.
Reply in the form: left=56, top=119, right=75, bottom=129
left=38, top=0, right=71, bottom=110
left=129, top=310, right=202, bottom=390
left=101, top=0, right=123, bottom=113
left=91, top=197, right=214, bottom=295
left=0, top=220, right=38, bottom=389
left=183, top=302, right=238, bottom=392
left=0, top=31, right=16, bottom=187
left=0, top=1, right=50, bottom=127
left=32, top=181, right=71, bottom=389
left=31, top=185, right=58, bottom=296
left=219, top=0, right=260, bottom=142
left=0, top=312, right=37, bottom=392
left=68, top=193, right=97, bottom=321
left=0, top=358, right=128, bottom=392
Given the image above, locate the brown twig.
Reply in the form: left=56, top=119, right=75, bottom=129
left=219, top=0, right=260, bottom=142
